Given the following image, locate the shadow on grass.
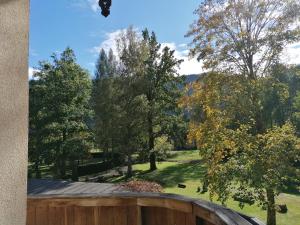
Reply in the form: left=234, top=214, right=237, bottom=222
left=134, top=161, right=206, bottom=188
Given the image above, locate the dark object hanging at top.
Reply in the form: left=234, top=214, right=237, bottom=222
left=99, top=0, right=112, bottom=17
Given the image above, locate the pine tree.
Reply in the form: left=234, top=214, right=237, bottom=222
left=92, top=48, right=118, bottom=161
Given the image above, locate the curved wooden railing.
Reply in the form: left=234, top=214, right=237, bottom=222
left=27, top=193, right=264, bottom=225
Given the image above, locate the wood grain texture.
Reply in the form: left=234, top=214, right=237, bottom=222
left=26, top=206, right=35, bottom=225
left=35, top=207, right=48, bottom=225
left=27, top=194, right=261, bottom=225
left=127, top=206, right=142, bottom=225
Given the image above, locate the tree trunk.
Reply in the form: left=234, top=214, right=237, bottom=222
left=250, top=82, right=264, bottom=134
left=266, top=189, right=276, bottom=225
left=149, top=152, right=157, bottom=171
left=148, top=112, right=157, bottom=171
left=59, top=158, right=66, bottom=178
left=34, top=160, right=41, bottom=179
left=247, top=55, right=255, bottom=80
left=104, top=142, right=109, bottom=162
left=71, top=160, right=79, bottom=181
left=126, top=154, right=133, bottom=178
left=60, top=131, right=67, bottom=178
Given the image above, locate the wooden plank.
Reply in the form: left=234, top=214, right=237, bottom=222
left=99, top=207, right=114, bottom=225
left=35, top=207, right=48, bottom=225
left=26, top=206, right=35, bottom=225
left=113, top=207, right=127, bottom=225
left=74, top=207, right=86, bottom=225
left=142, top=207, right=169, bottom=225
left=141, top=207, right=153, bottom=225
left=30, top=197, right=137, bottom=208
left=127, top=206, right=142, bottom=225
left=66, top=207, right=75, bottom=225
left=27, top=192, right=258, bottom=225
left=193, top=204, right=222, bottom=225
left=86, top=207, right=95, bottom=225
left=185, top=213, right=196, bottom=225
left=166, top=208, right=175, bottom=225
left=28, top=179, right=119, bottom=195
left=173, top=210, right=186, bottom=225
left=59, top=207, right=66, bottom=225
left=48, top=207, right=56, bottom=225
left=138, top=198, right=192, bottom=213
left=94, top=207, right=100, bottom=225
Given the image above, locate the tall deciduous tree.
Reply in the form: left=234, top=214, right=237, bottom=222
left=141, top=30, right=183, bottom=170
left=29, top=48, right=92, bottom=179
left=116, top=27, right=183, bottom=171
left=114, top=76, right=147, bottom=177
left=186, top=2, right=300, bottom=223
left=182, top=73, right=300, bottom=225
left=114, top=28, right=149, bottom=176
left=187, top=0, right=300, bottom=79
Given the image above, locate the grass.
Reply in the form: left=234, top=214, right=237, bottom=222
left=28, top=150, right=300, bottom=225
left=167, top=150, right=200, bottom=161
left=107, top=150, right=300, bottom=225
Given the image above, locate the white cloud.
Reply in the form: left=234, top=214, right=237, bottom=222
left=281, top=41, right=300, bottom=65
left=90, top=29, right=125, bottom=56
left=28, top=67, right=40, bottom=80
left=90, top=29, right=204, bottom=75
left=30, top=48, right=38, bottom=57
left=87, top=0, right=99, bottom=12
left=161, top=42, right=204, bottom=75
left=70, top=0, right=99, bottom=12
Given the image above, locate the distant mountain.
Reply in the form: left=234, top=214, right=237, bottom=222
left=182, top=74, right=203, bottom=84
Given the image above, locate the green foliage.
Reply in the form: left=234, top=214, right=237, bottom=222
left=292, top=91, right=300, bottom=134
left=183, top=71, right=300, bottom=225
left=92, top=27, right=185, bottom=175
left=187, top=0, right=300, bottom=78
left=29, top=47, right=93, bottom=178
left=186, top=1, right=300, bottom=223
left=154, top=135, right=174, bottom=161
left=92, top=48, right=118, bottom=161
left=140, top=29, right=184, bottom=170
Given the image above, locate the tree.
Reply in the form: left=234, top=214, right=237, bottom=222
left=272, top=65, right=300, bottom=131
left=92, top=44, right=148, bottom=177
left=114, top=76, right=147, bottom=177
left=116, top=27, right=184, bottom=170
left=292, top=91, right=300, bottom=134
left=225, top=123, right=299, bottom=225
left=187, top=0, right=300, bottom=79
left=30, top=47, right=93, bottom=179
left=92, top=48, right=118, bottom=162
left=29, top=79, right=47, bottom=178
left=182, top=73, right=300, bottom=225
left=185, top=2, right=300, bottom=223
left=141, top=30, right=183, bottom=170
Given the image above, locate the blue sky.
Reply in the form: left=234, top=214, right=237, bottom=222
left=29, top=0, right=203, bottom=77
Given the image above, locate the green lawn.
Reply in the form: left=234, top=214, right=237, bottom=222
left=107, top=150, right=300, bottom=225
left=29, top=150, right=300, bottom=225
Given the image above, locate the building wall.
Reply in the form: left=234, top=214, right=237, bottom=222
left=0, top=0, right=29, bottom=224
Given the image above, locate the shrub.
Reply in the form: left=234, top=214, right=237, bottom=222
left=154, top=135, right=174, bottom=161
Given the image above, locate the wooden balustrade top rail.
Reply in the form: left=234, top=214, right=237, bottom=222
left=27, top=193, right=265, bottom=225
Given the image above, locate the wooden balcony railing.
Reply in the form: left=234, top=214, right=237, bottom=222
left=27, top=193, right=264, bottom=225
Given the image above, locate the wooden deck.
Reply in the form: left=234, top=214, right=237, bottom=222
left=27, top=179, right=265, bottom=225
left=28, top=179, right=121, bottom=196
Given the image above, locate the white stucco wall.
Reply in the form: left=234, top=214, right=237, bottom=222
left=0, top=0, right=29, bottom=224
